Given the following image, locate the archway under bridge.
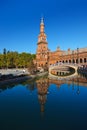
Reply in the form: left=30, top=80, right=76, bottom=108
left=49, top=63, right=79, bottom=79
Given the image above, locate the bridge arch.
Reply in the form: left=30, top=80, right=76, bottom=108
left=49, top=63, right=78, bottom=78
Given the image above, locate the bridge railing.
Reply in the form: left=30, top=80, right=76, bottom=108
left=49, top=63, right=80, bottom=68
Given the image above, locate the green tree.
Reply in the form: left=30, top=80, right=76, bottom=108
left=6, top=51, right=19, bottom=68
left=0, top=54, right=3, bottom=68
left=3, top=48, right=7, bottom=68
left=0, top=48, right=36, bottom=69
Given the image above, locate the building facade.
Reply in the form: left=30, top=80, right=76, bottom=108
left=36, top=18, right=87, bottom=68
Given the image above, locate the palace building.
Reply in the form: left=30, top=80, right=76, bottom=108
left=35, top=18, right=87, bottom=68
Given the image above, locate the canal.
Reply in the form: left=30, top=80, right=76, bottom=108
left=0, top=74, right=87, bottom=130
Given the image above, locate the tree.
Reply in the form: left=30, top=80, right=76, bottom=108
left=3, top=48, right=7, bottom=68
left=0, top=54, right=3, bottom=68
left=28, top=59, right=36, bottom=74
left=0, top=48, right=36, bottom=69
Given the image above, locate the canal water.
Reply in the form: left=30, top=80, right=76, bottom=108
left=0, top=74, right=87, bottom=130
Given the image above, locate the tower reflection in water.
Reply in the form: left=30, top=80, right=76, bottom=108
left=0, top=74, right=87, bottom=113
left=35, top=75, right=87, bottom=113
left=36, top=78, right=49, bottom=113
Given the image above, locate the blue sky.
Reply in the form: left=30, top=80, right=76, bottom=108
left=0, top=0, right=87, bottom=54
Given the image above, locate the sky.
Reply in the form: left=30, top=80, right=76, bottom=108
left=0, top=0, right=87, bottom=54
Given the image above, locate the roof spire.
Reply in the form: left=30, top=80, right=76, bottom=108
left=41, top=17, right=44, bottom=24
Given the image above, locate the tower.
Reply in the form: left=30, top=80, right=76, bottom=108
left=36, top=18, right=49, bottom=68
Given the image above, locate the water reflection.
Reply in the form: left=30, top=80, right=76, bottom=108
left=36, top=78, right=49, bottom=113
left=0, top=73, right=87, bottom=93
left=0, top=74, right=87, bottom=130
left=36, top=74, right=87, bottom=111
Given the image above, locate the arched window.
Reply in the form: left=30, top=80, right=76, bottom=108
left=72, top=59, right=75, bottom=63
left=84, top=58, right=86, bottom=63
left=69, top=60, right=71, bottom=63
left=66, top=60, right=68, bottom=63
left=76, top=59, right=78, bottom=63
left=80, top=58, right=82, bottom=63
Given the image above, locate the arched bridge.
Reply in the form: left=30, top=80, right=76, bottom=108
left=49, top=63, right=79, bottom=78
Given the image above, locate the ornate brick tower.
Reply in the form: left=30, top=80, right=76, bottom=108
left=36, top=18, right=49, bottom=68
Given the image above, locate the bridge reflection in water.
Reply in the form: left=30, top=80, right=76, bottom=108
left=36, top=73, right=87, bottom=113
left=0, top=73, right=87, bottom=130
left=49, top=63, right=80, bottom=78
